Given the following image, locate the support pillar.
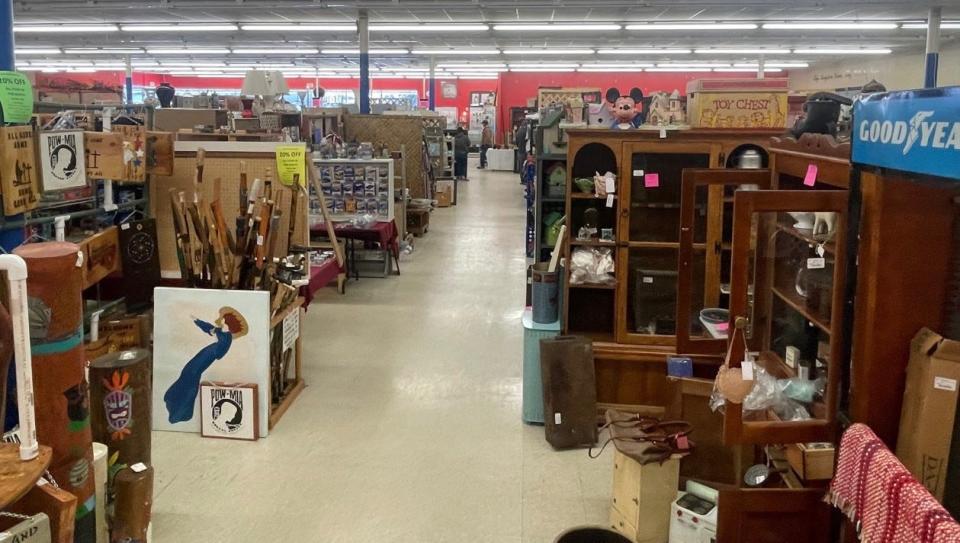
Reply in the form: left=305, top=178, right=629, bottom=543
left=429, top=56, right=436, bottom=111
left=358, top=10, right=370, bottom=114
left=925, top=6, right=942, bottom=88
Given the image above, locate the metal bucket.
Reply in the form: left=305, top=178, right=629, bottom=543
left=531, top=262, right=559, bottom=324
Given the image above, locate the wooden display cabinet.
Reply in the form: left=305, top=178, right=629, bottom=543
left=562, top=129, right=780, bottom=405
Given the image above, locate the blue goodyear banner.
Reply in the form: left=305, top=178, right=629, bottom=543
left=852, top=86, right=960, bottom=181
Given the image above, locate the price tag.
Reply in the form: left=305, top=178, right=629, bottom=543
left=642, top=276, right=654, bottom=284
left=131, top=462, right=147, bottom=473
left=257, top=235, right=264, bottom=246
left=807, top=257, right=826, bottom=269
left=604, top=176, right=616, bottom=194
left=644, top=173, right=659, bottom=188
left=659, top=126, right=667, bottom=139
left=676, top=434, right=690, bottom=450
left=282, top=309, right=300, bottom=352
left=633, top=169, right=645, bottom=178
left=605, top=194, right=615, bottom=208
left=816, top=244, right=825, bottom=258
left=741, top=360, right=755, bottom=381
left=554, top=412, right=562, bottom=425
left=804, top=163, right=818, bottom=187
left=121, top=223, right=130, bottom=231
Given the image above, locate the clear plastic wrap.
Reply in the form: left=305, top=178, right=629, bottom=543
left=349, top=213, right=377, bottom=228
left=710, top=364, right=815, bottom=422
left=569, top=247, right=615, bottom=285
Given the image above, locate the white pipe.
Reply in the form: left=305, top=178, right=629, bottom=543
left=0, top=255, right=39, bottom=461
left=54, top=215, right=69, bottom=242
left=103, top=179, right=117, bottom=212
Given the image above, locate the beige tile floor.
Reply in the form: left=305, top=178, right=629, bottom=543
left=151, top=158, right=612, bottom=542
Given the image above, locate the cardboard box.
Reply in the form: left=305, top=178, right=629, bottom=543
left=896, top=328, right=960, bottom=501
left=435, top=181, right=453, bottom=207
left=785, top=442, right=835, bottom=481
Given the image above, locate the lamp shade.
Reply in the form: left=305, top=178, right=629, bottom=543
left=242, top=70, right=288, bottom=96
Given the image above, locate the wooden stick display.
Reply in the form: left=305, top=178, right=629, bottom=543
left=111, top=466, right=153, bottom=543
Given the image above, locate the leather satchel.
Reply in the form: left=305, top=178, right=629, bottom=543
left=540, top=335, right=597, bottom=449
left=590, top=409, right=694, bottom=465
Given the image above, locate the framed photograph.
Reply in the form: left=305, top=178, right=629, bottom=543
left=200, top=382, right=259, bottom=441
left=38, top=130, right=87, bottom=191
left=441, top=81, right=457, bottom=99
left=152, top=287, right=270, bottom=436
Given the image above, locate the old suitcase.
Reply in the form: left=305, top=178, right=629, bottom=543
left=540, top=335, right=597, bottom=449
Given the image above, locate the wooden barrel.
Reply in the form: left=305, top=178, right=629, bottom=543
left=14, top=241, right=96, bottom=543
left=89, top=349, right=152, bottom=467
left=111, top=466, right=153, bottom=543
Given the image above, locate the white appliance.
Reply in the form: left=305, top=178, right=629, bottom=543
left=669, top=481, right=718, bottom=543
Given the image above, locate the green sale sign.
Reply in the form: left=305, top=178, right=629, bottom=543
left=0, top=71, right=34, bottom=124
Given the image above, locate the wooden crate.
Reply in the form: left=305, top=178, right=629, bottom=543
left=610, top=449, right=681, bottom=543
left=268, top=297, right=306, bottom=429
left=407, top=208, right=429, bottom=236
left=785, top=442, right=835, bottom=481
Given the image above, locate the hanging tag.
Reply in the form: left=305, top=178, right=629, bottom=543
left=644, top=173, right=659, bottom=188
left=659, top=126, right=667, bottom=139
left=816, top=244, right=825, bottom=258
left=604, top=176, right=616, bottom=194
left=803, top=164, right=818, bottom=187
left=130, top=462, right=147, bottom=473
left=807, top=257, right=825, bottom=269
left=741, top=360, right=755, bottom=381
left=554, top=412, right=562, bottom=425
left=633, top=169, right=644, bottom=178
left=605, top=194, right=615, bottom=208
left=257, top=235, right=265, bottom=246
left=675, top=434, right=690, bottom=450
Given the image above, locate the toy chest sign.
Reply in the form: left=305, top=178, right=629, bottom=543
left=852, top=86, right=960, bottom=181
left=686, top=78, right=789, bottom=128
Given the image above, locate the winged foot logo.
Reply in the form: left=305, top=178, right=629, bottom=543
left=858, top=110, right=960, bottom=156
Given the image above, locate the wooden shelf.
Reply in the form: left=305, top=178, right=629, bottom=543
left=771, top=284, right=831, bottom=334
left=568, top=330, right=615, bottom=342
left=776, top=222, right=836, bottom=254
left=571, top=239, right=617, bottom=248
left=0, top=444, right=53, bottom=509
left=570, top=193, right=615, bottom=200
left=540, top=153, right=567, bottom=161
left=757, top=350, right=796, bottom=380
left=569, top=282, right=616, bottom=290
left=623, top=241, right=705, bottom=250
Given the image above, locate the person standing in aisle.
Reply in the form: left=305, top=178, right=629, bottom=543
left=479, top=120, right=493, bottom=170
left=453, top=127, right=470, bottom=181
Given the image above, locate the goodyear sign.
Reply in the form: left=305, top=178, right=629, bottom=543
left=853, top=86, right=960, bottom=181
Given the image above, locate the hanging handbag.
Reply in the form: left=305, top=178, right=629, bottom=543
left=714, top=316, right=755, bottom=404
left=0, top=512, right=51, bottom=543
left=590, top=409, right=694, bottom=465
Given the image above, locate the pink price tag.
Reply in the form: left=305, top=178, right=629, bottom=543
left=644, top=173, right=659, bottom=188
left=715, top=322, right=729, bottom=332
left=803, top=164, right=818, bottom=187
left=675, top=434, right=690, bottom=450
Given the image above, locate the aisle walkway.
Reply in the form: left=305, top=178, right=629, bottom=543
left=152, top=161, right=611, bottom=542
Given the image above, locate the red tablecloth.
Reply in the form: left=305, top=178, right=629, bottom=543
left=312, top=220, right=400, bottom=274
left=301, top=257, right=343, bottom=309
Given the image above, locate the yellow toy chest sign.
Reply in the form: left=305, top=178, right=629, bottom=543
left=689, top=92, right=788, bottom=128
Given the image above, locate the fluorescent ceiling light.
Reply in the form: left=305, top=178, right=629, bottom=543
left=598, top=48, right=692, bottom=54
left=121, top=24, right=239, bottom=32
left=735, top=62, right=809, bottom=68
left=901, top=22, right=960, bottom=29
left=626, top=23, right=758, bottom=30
left=581, top=63, right=654, bottom=68
left=30, top=60, right=92, bottom=66
left=714, top=68, right=783, bottom=72
left=509, top=63, right=580, bottom=68
left=578, top=68, right=646, bottom=72
left=447, top=67, right=507, bottom=72
left=232, top=48, right=319, bottom=54
left=371, top=24, right=489, bottom=32
left=510, top=68, right=577, bottom=72
left=64, top=48, right=144, bottom=54
left=657, top=62, right=730, bottom=68
left=493, top=24, right=622, bottom=31
left=411, top=49, right=500, bottom=55
left=17, top=67, right=44, bottom=71
left=149, top=48, right=231, bottom=54
left=437, top=62, right=506, bottom=68
left=241, top=24, right=356, bottom=31
left=695, top=48, right=791, bottom=54
left=131, top=61, right=159, bottom=66
left=762, top=22, right=897, bottom=30
left=161, top=61, right=228, bottom=67
left=91, top=61, right=127, bottom=67
left=503, top=49, right=594, bottom=55
left=794, top=48, right=891, bottom=54
left=646, top=67, right=713, bottom=72
left=321, top=48, right=409, bottom=55
left=15, top=48, right=61, bottom=55
left=14, top=24, right=118, bottom=33
left=66, top=68, right=97, bottom=73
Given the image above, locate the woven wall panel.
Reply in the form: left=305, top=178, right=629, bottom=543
left=344, top=115, right=427, bottom=199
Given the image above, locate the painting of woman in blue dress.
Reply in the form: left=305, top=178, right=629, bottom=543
left=164, top=306, right=248, bottom=424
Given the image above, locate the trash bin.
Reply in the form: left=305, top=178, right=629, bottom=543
left=554, top=526, right=632, bottom=543
left=531, top=262, right=559, bottom=324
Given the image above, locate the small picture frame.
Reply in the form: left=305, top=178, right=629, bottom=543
left=199, top=382, right=259, bottom=441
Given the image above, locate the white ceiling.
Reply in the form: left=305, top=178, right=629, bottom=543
left=10, top=1, right=959, bottom=73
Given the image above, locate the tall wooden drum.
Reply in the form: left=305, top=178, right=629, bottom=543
left=14, top=241, right=96, bottom=543
left=89, top=349, right=152, bottom=467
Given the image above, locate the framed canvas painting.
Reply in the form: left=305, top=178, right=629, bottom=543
left=200, top=382, right=259, bottom=441
left=38, top=130, right=87, bottom=191
left=152, top=288, right=270, bottom=436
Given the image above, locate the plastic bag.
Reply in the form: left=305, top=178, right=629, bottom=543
left=569, top=247, right=615, bottom=285
left=710, top=363, right=813, bottom=422
left=349, top=213, right=377, bottom=228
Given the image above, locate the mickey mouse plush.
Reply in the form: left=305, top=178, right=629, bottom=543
left=606, top=87, right=645, bottom=129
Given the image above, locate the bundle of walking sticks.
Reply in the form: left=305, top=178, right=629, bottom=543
left=169, top=149, right=304, bottom=312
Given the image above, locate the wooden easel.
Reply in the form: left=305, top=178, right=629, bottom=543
left=306, top=155, right=347, bottom=294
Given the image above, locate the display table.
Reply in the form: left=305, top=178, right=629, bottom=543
left=311, top=220, right=400, bottom=279
left=487, top=148, right=515, bottom=171
left=301, top=257, right=346, bottom=309
left=522, top=307, right=560, bottom=424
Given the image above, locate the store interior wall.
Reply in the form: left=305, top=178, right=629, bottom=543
left=790, top=41, right=960, bottom=92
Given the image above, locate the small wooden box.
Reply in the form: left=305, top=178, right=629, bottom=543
left=77, top=226, right=120, bottom=289
left=785, top=442, right=835, bottom=481
left=407, top=208, right=430, bottom=236
left=610, top=449, right=680, bottom=543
